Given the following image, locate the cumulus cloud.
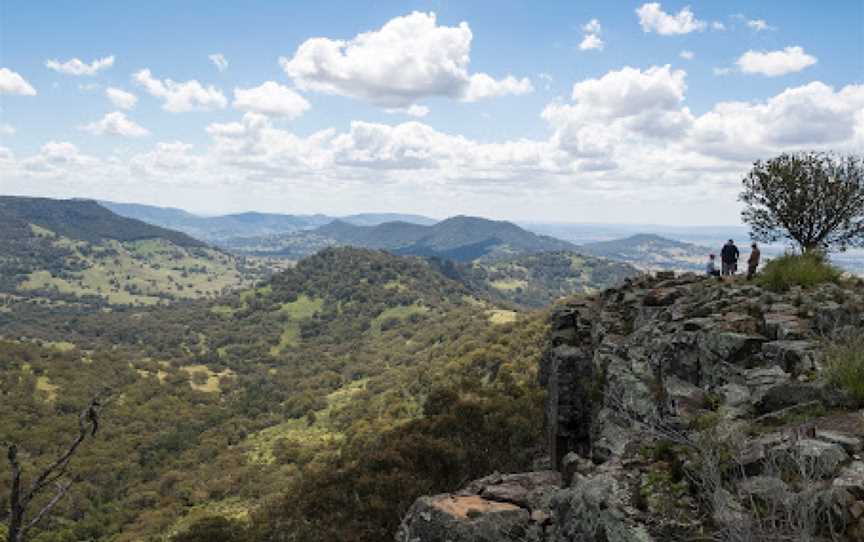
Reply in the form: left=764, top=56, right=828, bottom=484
left=133, top=69, right=227, bottom=112
left=106, top=87, right=138, bottom=110
left=636, top=3, right=706, bottom=35
left=81, top=112, right=149, bottom=137
left=278, top=11, right=532, bottom=107
left=209, top=53, right=228, bottom=72
left=233, top=81, right=310, bottom=118
left=680, top=50, right=695, bottom=60
left=0, top=68, right=36, bottom=95
left=736, top=46, right=817, bottom=76
left=579, top=34, right=604, bottom=51
left=578, top=18, right=604, bottom=51
left=45, top=56, right=114, bottom=76
left=582, top=19, right=602, bottom=34
left=384, top=105, right=430, bottom=117
left=0, top=123, right=15, bottom=136
left=463, top=74, right=533, bottom=102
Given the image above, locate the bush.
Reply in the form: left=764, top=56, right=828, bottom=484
left=755, top=252, right=841, bottom=291
left=824, top=336, right=864, bottom=405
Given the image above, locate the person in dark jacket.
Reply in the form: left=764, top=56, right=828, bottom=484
left=721, top=239, right=739, bottom=276
left=747, top=243, right=761, bottom=279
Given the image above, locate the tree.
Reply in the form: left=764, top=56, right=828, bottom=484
left=3, top=394, right=106, bottom=542
left=740, top=152, right=864, bottom=253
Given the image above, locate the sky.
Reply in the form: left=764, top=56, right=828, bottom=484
left=0, top=1, right=862, bottom=224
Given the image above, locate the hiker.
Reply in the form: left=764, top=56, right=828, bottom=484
left=721, top=239, right=739, bottom=276
left=705, top=254, right=721, bottom=277
left=747, top=243, right=761, bottom=279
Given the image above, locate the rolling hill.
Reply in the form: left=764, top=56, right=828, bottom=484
left=0, top=196, right=269, bottom=305
left=0, top=246, right=546, bottom=541
left=579, top=233, right=710, bottom=271
left=235, top=215, right=579, bottom=262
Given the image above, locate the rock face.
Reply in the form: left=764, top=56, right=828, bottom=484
left=398, top=273, right=864, bottom=541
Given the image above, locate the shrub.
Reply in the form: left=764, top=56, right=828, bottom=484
left=755, top=252, right=841, bottom=291
left=824, top=335, right=864, bottom=405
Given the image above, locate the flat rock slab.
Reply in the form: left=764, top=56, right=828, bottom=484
left=432, top=495, right=522, bottom=519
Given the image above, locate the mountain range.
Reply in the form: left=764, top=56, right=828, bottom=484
left=98, top=200, right=436, bottom=243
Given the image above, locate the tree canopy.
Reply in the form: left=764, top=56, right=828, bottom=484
left=740, top=152, right=864, bottom=253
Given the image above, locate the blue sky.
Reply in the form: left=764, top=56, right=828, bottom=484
left=1, top=1, right=862, bottom=223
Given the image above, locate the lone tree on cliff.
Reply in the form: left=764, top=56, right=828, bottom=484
left=3, top=394, right=107, bottom=542
left=740, top=152, right=864, bottom=253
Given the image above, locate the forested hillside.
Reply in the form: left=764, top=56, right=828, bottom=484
left=0, top=196, right=269, bottom=305
left=0, top=247, right=547, bottom=541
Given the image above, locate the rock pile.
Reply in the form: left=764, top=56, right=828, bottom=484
left=398, top=273, right=864, bottom=541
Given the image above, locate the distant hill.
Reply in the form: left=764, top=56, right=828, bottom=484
left=239, top=215, right=579, bottom=262
left=433, top=251, right=640, bottom=308
left=579, top=233, right=710, bottom=271
left=99, top=200, right=437, bottom=244
left=0, top=196, right=267, bottom=305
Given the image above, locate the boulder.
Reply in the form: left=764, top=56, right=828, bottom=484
left=754, top=382, right=825, bottom=415
left=762, top=340, right=819, bottom=374
left=395, top=494, right=533, bottom=542
left=548, top=473, right=654, bottom=542
left=834, top=461, right=864, bottom=499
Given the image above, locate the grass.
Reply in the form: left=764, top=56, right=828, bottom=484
left=19, top=234, right=257, bottom=305
left=280, top=295, right=324, bottom=319
left=270, top=324, right=300, bottom=355
left=756, top=252, right=842, bottom=292
left=487, top=309, right=518, bottom=324
left=180, top=364, right=235, bottom=393
left=824, top=335, right=864, bottom=405
left=490, top=279, right=528, bottom=291
left=244, top=380, right=368, bottom=464
left=36, top=376, right=59, bottom=401
left=371, top=304, right=429, bottom=332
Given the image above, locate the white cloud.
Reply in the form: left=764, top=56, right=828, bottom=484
left=81, top=111, right=149, bottom=138
left=711, top=21, right=726, bottom=31
left=0, top=68, right=36, bottom=95
left=736, top=46, right=817, bottom=76
left=278, top=11, right=532, bottom=107
left=636, top=3, right=706, bottom=35
left=463, top=73, right=533, bottom=101
left=679, top=50, right=695, bottom=60
left=747, top=19, right=774, bottom=31
left=384, top=105, right=430, bottom=117
left=690, top=82, right=864, bottom=159
left=579, top=34, right=604, bottom=51
left=106, top=87, right=138, bottom=110
left=233, top=81, right=310, bottom=118
left=713, top=67, right=732, bottom=76
left=45, top=56, right=114, bottom=76
left=582, top=19, right=602, bottom=34
left=209, top=53, right=228, bottom=72
left=538, top=73, right=553, bottom=91
left=0, top=123, right=15, bottom=136
left=133, top=69, right=227, bottom=112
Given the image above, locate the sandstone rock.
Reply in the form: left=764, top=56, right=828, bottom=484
left=745, top=366, right=790, bottom=396
left=702, top=332, right=766, bottom=367
left=643, top=287, right=682, bottom=307
left=395, top=494, right=532, bottom=542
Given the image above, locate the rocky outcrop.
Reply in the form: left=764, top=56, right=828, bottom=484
left=399, top=273, right=864, bottom=541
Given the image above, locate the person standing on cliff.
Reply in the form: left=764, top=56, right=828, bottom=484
left=747, top=242, right=761, bottom=279
left=721, top=239, right=739, bottom=277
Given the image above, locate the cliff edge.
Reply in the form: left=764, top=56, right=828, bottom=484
left=398, top=272, right=864, bottom=541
